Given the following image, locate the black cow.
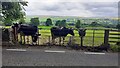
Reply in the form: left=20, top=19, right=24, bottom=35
left=11, top=23, right=39, bottom=43
left=78, top=29, right=86, bottom=37
left=78, top=29, right=86, bottom=46
left=51, top=27, right=74, bottom=45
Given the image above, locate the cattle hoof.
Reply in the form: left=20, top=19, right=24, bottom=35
left=19, top=41, right=22, bottom=44
left=32, top=42, right=37, bottom=45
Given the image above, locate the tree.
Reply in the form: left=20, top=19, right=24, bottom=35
left=60, top=19, right=66, bottom=27
left=45, top=18, right=52, bottom=26
left=55, top=20, right=61, bottom=26
left=30, top=17, right=40, bottom=26
left=75, top=20, right=81, bottom=29
left=19, top=18, right=26, bottom=24
left=4, top=19, right=12, bottom=26
left=55, top=20, right=67, bottom=27
left=68, top=23, right=75, bottom=26
left=90, top=22, right=98, bottom=27
left=1, top=1, right=28, bottom=24
left=116, top=24, right=120, bottom=29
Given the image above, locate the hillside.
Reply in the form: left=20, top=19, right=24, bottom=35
left=25, top=15, right=118, bottom=25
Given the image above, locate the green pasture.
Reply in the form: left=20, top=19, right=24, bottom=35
left=39, top=29, right=119, bottom=46
left=3, top=26, right=119, bottom=46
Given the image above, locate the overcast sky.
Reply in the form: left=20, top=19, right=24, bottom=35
left=24, top=0, right=119, bottom=17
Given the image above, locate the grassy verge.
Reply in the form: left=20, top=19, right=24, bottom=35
left=110, top=45, right=120, bottom=52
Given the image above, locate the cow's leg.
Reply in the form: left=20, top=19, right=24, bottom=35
left=27, top=36, right=29, bottom=44
left=20, top=33, right=22, bottom=44
left=32, top=35, right=37, bottom=45
left=22, top=35, right=25, bottom=44
left=59, top=37, right=61, bottom=45
left=16, top=32, right=18, bottom=42
left=62, top=37, right=65, bottom=45
left=52, top=36, right=56, bottom=45
left=52, top=37, right=55, bottom=45
left=31, top=36, right=34, bottom=45
left=12, top=32, right=15, bottom=43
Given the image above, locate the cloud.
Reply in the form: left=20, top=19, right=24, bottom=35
left=24, top=1, right=118, bottom=17
left=83, top=2, right=118, bottom=17
left=26, top=0, right=120, bottom=2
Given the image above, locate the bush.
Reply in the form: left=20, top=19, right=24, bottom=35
left=45, top=18, right=52, bottom=26
left=116, top=24, right=120, bottom=29
left=75, top=20, right=81, bottom=29
left=4, top=19, right=12, bottom=26
left=30, top=17, right=40, bottom=26
left=110, top=45, right=120, bottom=52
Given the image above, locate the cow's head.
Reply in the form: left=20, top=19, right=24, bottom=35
left=78, top=29, right=86, bottom=37
left=69, top=28, right=74, bottom=36
left=13, top=23, right=19, bottom=27
left=12, top=23, right=22, bottom=33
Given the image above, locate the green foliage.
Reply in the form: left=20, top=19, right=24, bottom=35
left=2, top=1, right=28, bottom=22
left=4, top=19, right=12, bottom=26
left=68, top=23, right=75, bottom=26
left=110, top=45, right=120, bottom=52
left=75, top=20, right=81, bottom=28
left=55, top=20, right=61, bottom=26
left=116, top=24, right=120, bottom=29
left=19, top=18, right=26, bottom=24
left=55, top=19, right=66, bottom=27
left=30, top=17, right=40, bottom=26
left=90, top=22, right=98, bottom=27
left=60, top=19, right=67, bottom=27
left=45, top=18, right=52, bottom=26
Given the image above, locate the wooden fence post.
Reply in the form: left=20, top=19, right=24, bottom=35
left=80, top=37, right=83, bottom=46
left=104, top=30, right=109, bottom=46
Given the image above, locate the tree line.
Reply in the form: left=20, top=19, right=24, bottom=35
left=28, top=17, right=120, bottom=29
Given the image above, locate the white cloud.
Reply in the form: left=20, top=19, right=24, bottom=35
left=24, top=0, right=118, bottom=17
left=26, top=0, right=119, bottom=2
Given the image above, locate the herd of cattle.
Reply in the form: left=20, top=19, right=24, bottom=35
left=2, top=23, right=110, bottom=51
left=10, top=23, right=86, bottom=45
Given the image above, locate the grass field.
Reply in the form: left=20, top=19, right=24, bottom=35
left=3, top=25, right=119, bottom=46
left=39, top=28, right=119, bottom=46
